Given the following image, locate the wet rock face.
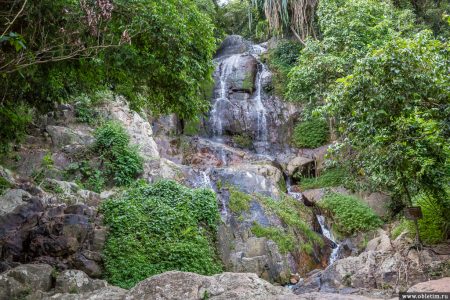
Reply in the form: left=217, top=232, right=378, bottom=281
left=207, top=36, right=300, bottom=150
left=215, top=35, right=252, bottom=58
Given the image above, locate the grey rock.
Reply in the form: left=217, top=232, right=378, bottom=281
left=0, top=264, right=53, bottom=300
left=0, top=189, right=32, bottom=216
left=125, top=271, right=291, bottom=300
left=46, top=125, right=94, bottom=148
left=55, top=270, right=107, bottom=294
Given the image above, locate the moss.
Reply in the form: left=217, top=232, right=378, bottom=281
left=241, top=73, right=254, bottom=92
left=0, top=177, right=12, bottom=195
left=228, top=185, right=252, bottom=214
left=232, top=133, right=253, bottom=149
left=251, top=223, right=295, bottom=254
left=255, top=194, right=323, bottom=245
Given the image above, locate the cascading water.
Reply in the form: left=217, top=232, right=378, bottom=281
left=254, top=64, right=269, bottom=143
left=317, top=215, right=340, bottom=264
left=210, top=54, right=240, bottom=137
left=286, top=177, right=341, bottom=265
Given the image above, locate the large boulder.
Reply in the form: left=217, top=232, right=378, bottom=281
left=0, top=191, right=104, bottom=277
left=0, top=264, right=53, bottom=300
left=46, top=125, right=94, bottom=149
left=286, top=156, right=314, bottom=177
left=0, top=189, right=32, bottom=216
left=293, top=231, right=450, bottom=295
left=125, top=271, right=291, bottom=300
left=408, top=277, right=450, bottom=293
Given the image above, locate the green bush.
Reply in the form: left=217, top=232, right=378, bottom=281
left=266, top=40, right=303, bottom=95
left=299, top=168, right=349, bottom=190
left=101, top=180, right=222, bottom=289
left=319, top=193, right=383, bottom=236
left=94, top=121, right=143, bottom=186
left=292, top=118, right=329, bottom=148
left=0, top=104, right=33, bottom=153
left=414, top=192, right=450, bottom=244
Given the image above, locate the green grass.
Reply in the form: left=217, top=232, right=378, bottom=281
left=255, top=194, right=323, bottom=245
left=251, top=223, right=295, bottom=254
left=0, top=177, right=12, bottom=195
left=319, top=193, right=383, bottom=236
left=299, top=168, right=349, bottom=190
left=228, top=185, right=253, bottom=214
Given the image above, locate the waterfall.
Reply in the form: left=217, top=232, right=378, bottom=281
left=286, top=177, right=341, bottom=265
left=254, top=64, right=269, bottom=143
left=210, top=55, right=240, bottom=137
left=317, top=215, right=341, bottom=264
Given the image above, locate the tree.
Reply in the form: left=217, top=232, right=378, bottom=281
left=328, top=31, right=449, bottom=209
left=0, top=0, right=216, bottom=149
left=252, top=0, right=318, bottom=43
left=286, top=0, right=415, bottom=104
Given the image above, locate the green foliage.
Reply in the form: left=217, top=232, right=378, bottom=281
left=319, top=193, right=383, bottom=236
left=266, top=40, right=303, bottom=95
left=228, top=185, right=253, bottom=214
left=1, top=0, right=216, bottom=136
left=94, top=121, right=143, bottom=186
left=0, top=177, right=13, bottom=195
left=74, top=91, right=112, bottom=125
left=299, top=168, right=349, bottom=190
left=251, top=223, right=295, bottom=253
left=286, top=0, right=415, bottom=104
left=32, top=152, right=55, bottom=185
left=232, top=133, right=253, bottom=149
left=101, top=180, right=222, bottom=289
left=391, top=218, right=414, bottom=240
left=64, top=161, right=105, bottom=193
left=219, top=0, right=268, bottom=42
left=328, top=31, right=449, bottom=208
left=255, top=194, right=323, bottom=245
left=414, top=192, right=450, bottom=244
left=0, top=104, right=33, bottom=153
left=292, top=117, right=329, bottom=148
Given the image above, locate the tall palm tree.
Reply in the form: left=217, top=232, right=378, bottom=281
left=252, top=0, right=317, bottom=43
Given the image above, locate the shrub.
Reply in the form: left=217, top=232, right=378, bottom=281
left=319, top=193, right=383, bottom=236
left=0, top=104, right=33, bottom=153
left=101, top=180, right=222, bottom=289
left=94, top=121, right=143, bottom=186
left=414, top=192, right=450, bottom=244
left=266, top=40, right=303, bottom=95
left=292, top=118, right=329, bottom=148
